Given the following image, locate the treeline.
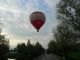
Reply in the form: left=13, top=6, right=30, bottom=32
left=15, top=39, right=45, bottom=60
left=0, top=33, right=80, bottom=60
left=0, top=35, right=45, bottom=60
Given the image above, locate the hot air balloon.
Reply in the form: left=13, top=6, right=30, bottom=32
left=30, top=11, right=46, bottom=32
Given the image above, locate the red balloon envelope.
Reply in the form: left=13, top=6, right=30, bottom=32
left=30, top=12, right=46, bottom=32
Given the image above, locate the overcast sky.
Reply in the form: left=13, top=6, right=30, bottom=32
left=0, top=0, right=59, bottom=49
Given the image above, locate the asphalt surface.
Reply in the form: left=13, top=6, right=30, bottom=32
left=34, top=53, right=59, bottom=60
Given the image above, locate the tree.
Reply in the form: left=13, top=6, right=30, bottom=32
left=16, top=39, right=45, bottom=60
left=47, top=40, right=57, bottom=53
left=49, top=0, right=80, bottom=60
left=0, top=20, right=9, bottom=60
left=0, top=35, right=9, bottom=60
left=26, top=39, right=35, bottom=60
left=16, top=43, right=27, bottom=60
left=25, top=40, right=45, bottom=60
left=48, top=23, right=79, bottom=60
left=57, top=0, right=80, bottom=42
left=55, top=23, right=75, bottom=59
left=34, top=42, right=45, bottom=57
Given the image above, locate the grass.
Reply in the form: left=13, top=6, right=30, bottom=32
left=68, top=51, right=80, bottom=60
left=57, top=51, right=80, bottom=60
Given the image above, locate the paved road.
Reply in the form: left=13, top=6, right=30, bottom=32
left=34, top=53, right=59, bottom=60
left=8, top=54, right=59, bottom=60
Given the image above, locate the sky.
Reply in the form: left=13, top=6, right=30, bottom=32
left=0, top=0, right=59, bottom=49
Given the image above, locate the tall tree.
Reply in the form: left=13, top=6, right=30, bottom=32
left=26, top=39, right=35, bottom=60
left=48, top=0, right=80, bottom=60
left=55, top=23, right=75, bottom=60
left=34, top=42, right=45, bottom=57
left=0, top=35, right=9, bottom=60
left=57, top=0, right=80, bottom=41
left=0, top=21, right=9, bottom=60
left=53, top=0, right=80, bottom=60
left=16, top=43, right=27, bottom=60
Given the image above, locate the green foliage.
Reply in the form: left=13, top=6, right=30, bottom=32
left=57, top=0, right=80, bottom=39
left=34, top=42, right=45, bottom=57
left=16, top=40, right=45, bottom=60
left=0, top=35, right=9, bottom=60
left=47, top=40, right=57, bottom=54
left=48, top=0, right=80, bottom=60
left=17, top=43, right=26, bottom=53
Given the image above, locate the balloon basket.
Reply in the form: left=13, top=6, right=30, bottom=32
left=37, top=30, right=39, bottom=32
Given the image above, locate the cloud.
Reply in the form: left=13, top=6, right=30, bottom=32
left=44, top=0, right=59, bottom=9
left=0, top=6, right=21, bottom=14
left=9, top=39, right=28, bottom=49
left=43, top=0, right=59, bottom=14
left=0, top=0, right=58, bottom=49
